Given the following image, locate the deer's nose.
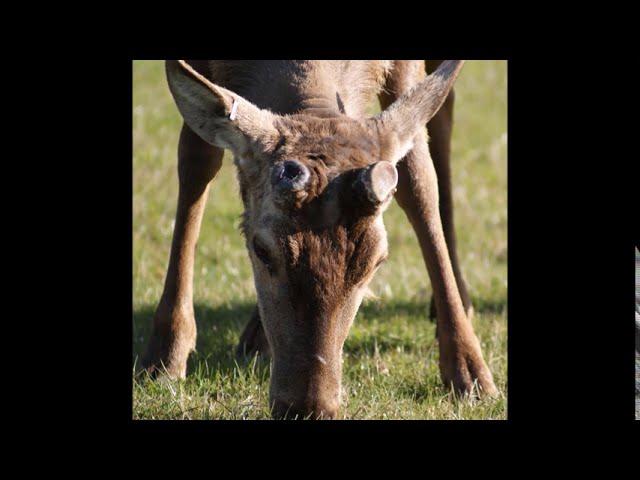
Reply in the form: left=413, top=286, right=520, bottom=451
left=271, top=160, right=310, bottom=191
left=271, top=397, right=339, bottom=420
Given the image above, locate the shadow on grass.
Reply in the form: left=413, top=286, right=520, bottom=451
left=132, top=295, right=506, bottom=377
left=132, top=302, right=257, bottom=379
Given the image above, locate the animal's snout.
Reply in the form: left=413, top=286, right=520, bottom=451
left=269, top=352, right=343, bottom=420
left=271, top=160, right=310, bottom=192
left=271, top=397, right=339, bottom=420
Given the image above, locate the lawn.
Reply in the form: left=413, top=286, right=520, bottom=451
left=132, top=60, right=508, bottom=420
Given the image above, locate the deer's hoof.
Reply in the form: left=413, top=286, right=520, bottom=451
left=438, top=337, right=498, bottom=399
left=141, top=331, right=194, bottom=380
left=235, top=311, right=271, bottom=360
left=141, top=352, right=189, bottom=380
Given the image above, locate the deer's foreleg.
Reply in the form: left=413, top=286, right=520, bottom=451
left=393, top=131, right=497, bottom=396
left=142, top=124, right=223, bottom=379
left=379, top=61, right=496, bottom=396
left=235, top=305, right=271, bottom=360
left=424, top=60, right=472, bottom=321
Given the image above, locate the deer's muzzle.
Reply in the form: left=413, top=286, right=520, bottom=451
left=269, top=353, right=342, bottom=420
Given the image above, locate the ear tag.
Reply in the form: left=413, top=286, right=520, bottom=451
left=229, top=98, right=239, bottom=121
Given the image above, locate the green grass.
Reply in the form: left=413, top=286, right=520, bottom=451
left=132, top=60, right=508, bottom=420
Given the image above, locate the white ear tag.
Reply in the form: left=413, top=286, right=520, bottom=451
left=229, top=98, right=239, bottom=121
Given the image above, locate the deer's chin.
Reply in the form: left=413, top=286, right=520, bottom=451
left=269, top=355, right=343, bottom=420
left=270, top=397, right=340, bottom=420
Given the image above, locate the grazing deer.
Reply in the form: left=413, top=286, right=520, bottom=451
left=142, top=60, right=498, bottom=419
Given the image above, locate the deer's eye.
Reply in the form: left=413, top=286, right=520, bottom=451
left=253, top=238, right=273, bottom=271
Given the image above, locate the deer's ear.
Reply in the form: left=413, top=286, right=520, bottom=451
left=368, top=60, right=464, bottom=164
left=352, top=161, right=398, bottom=213
left=165, top=60, right=279, bottom=157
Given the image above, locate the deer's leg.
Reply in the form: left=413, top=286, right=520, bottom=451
left=425, top=60, right=472, bottom=321
left=380, top=61, right=497, bottom=396
left=142, top=123, right=223, bottom=379
left=394, top=132, right=497, bottom=396
left=235, top=306, right=271, bottom=360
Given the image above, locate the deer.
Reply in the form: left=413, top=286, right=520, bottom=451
left=141, top=59, right=499, bottom=419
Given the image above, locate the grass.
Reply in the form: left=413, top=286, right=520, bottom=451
left=132, top=60, right=508, bottom=420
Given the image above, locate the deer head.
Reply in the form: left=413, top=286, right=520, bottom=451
left=166, top=59, right=463, bottom=419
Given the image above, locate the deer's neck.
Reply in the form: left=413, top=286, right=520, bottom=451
left=209, top=61, right=379, bottom=119
left=296, top=94, right=346, bottom=119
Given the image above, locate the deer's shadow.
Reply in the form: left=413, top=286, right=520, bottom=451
left=132, top=302, right=257, bottom=377
left=132, top=297, right=506, bottom=378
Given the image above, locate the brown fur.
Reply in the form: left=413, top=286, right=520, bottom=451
left=143, top=60, right=497, bottom=419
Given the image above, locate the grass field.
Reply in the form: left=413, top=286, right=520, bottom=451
left=132, top=60, right=508, bottom=420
